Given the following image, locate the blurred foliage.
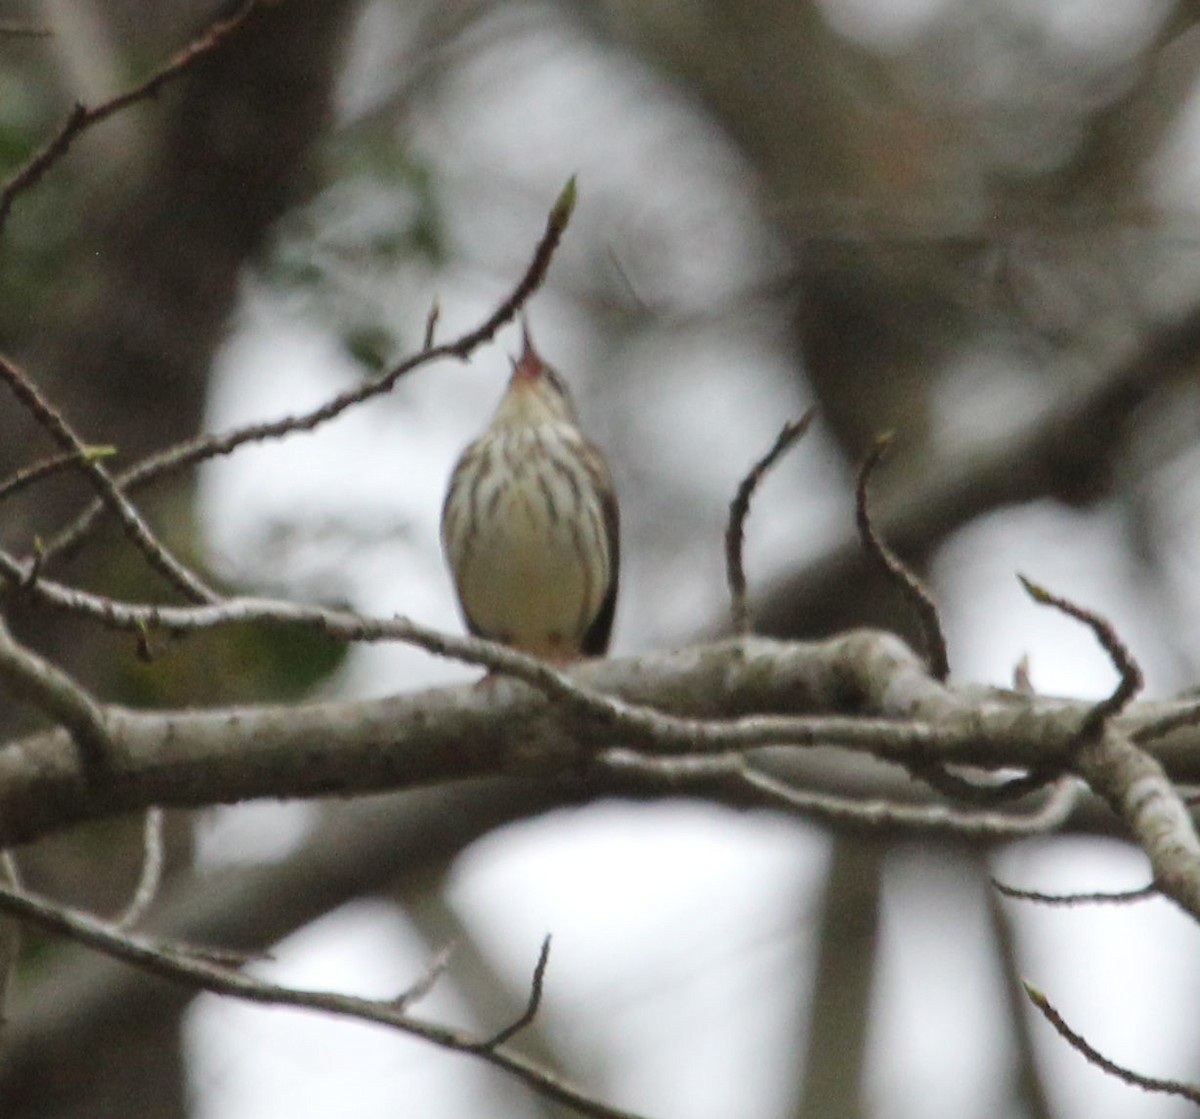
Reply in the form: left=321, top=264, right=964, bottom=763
left=255, top=128, right=445, bottom=374
left=343, top=321, right=396, bottom=372
left=116, top=620, right=347, bottom=708
left=0, top=52, right=83, bottom=342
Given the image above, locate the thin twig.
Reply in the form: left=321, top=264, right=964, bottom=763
left=0, top=881, right=647, bottom=1119
left=1013, top=654, right=1034, bottom=694
left=992, top=878, right=1157, bottom=906
left=1017, top=575, right=1143, bottom=737
left=0, top=0, right=260, bottom=232
left=38, top=178, right=579, bottom=569
left=114, top=807, right=165, bottom=931
left=601, top=749, right=1079, bottom=838
left=1009, top=583, right=1200, bottom=916
left=855, top=445, right=1059, bottom=802
left=855, top=435, right=950, bottom=680
left=390, top=941, right=456, bottom=1012
left=0, top=612, right=112, bottom=774
left=0, top=353, right=217, bottom=603
left=452, top=176, right=576, bottom=356
left=423, top=299, right=441, bottom=349
left=471, top=934, right=553, bottom=1051
left=1024, top=982, right=1200, bottom=1104
left=725, top=411, right=816, bottom=635
left=906, top=763, right=1061, bottom=806
left=0, top=447, right=114, bottom=504
left=604, top=247, right=648, bottom=311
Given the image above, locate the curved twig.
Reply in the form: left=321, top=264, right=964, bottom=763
left=470, top=935, right=553, bottom=1051
left=1017, top=575, right=1143, bottom=738
left=1025, top=983, right=1200, bottom=1105
left=991, top=878, right=1157, bottom=906
left=855, top=435, right=950, bottom=680
left=0, top=612, right=111, bottom=774
left=725, top=411, right=816, bottom=634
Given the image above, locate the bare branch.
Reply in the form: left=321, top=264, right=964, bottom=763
left=461, top=175, right=576, bottom=352
left=1132, top=700, right=1200, bottom=745
left=0, top=0, right=261, bottom=232
left=1017, top=575, right=1143, bottom=735
left=471, top=935, right=553, bottom=1051
left=1073, top=726, right=1200, bottom=921
left=855, top=435, right=950, bottom=680
left=1025, top=982, right=1200, bottom=1105
left=0, top=881, right=648, bottom=1119
left=905, top=763, right=1061, bottom=807
left=0, top=352, right=216, bottom=603
left=390, top=941, right=456, bottom=1013
left=38, top=179, right=578, bottom=569
left=0, top=625, right=1138, bottom=848
left=600, top=748, right=1080, bottom=838
left=1010, top=581, right=1200, bottom=917
left=725, top=411, right=815, bottom=635
left=854, top=445, right=1057, bottom=803
left=0, top=612, right=112, bottom=774
left=0, top=447, right=113, bottom=504
left=114, top=808, right=165, bottom=931
left=991, top=878, right=1157, bottom=906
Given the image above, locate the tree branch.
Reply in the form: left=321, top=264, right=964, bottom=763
left=0, top=613, right=112, bottom=774
left=0, top=629, right=1197, bottom=847
left=1025, top=982, right=1200, bottom=1105
left=36, top=175, right=578, bottom=570
left=0, top=353, right=216, bottom=603
left=0, top=0, right=262, bottom=233
left=0, top=879, right=649, bottom=1119
left=725, top=411, right=815, bottom=635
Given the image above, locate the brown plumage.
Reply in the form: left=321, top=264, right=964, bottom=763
left=441, top=327, right=619, bottom=660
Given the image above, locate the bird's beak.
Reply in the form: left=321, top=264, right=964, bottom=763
left=510, top=320, right=542, bottom=385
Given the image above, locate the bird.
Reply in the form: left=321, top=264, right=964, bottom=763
left=441, top=325, right=619, bottom=661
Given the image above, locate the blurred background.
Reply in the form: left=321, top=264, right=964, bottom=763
left=1, top=0, right=1200, bottom=1116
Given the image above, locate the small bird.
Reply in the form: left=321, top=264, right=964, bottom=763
left=441, top=326, right=619, bottom=661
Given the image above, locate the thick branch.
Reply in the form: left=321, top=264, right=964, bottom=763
left=0, top=631, right=1196, bottom=847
